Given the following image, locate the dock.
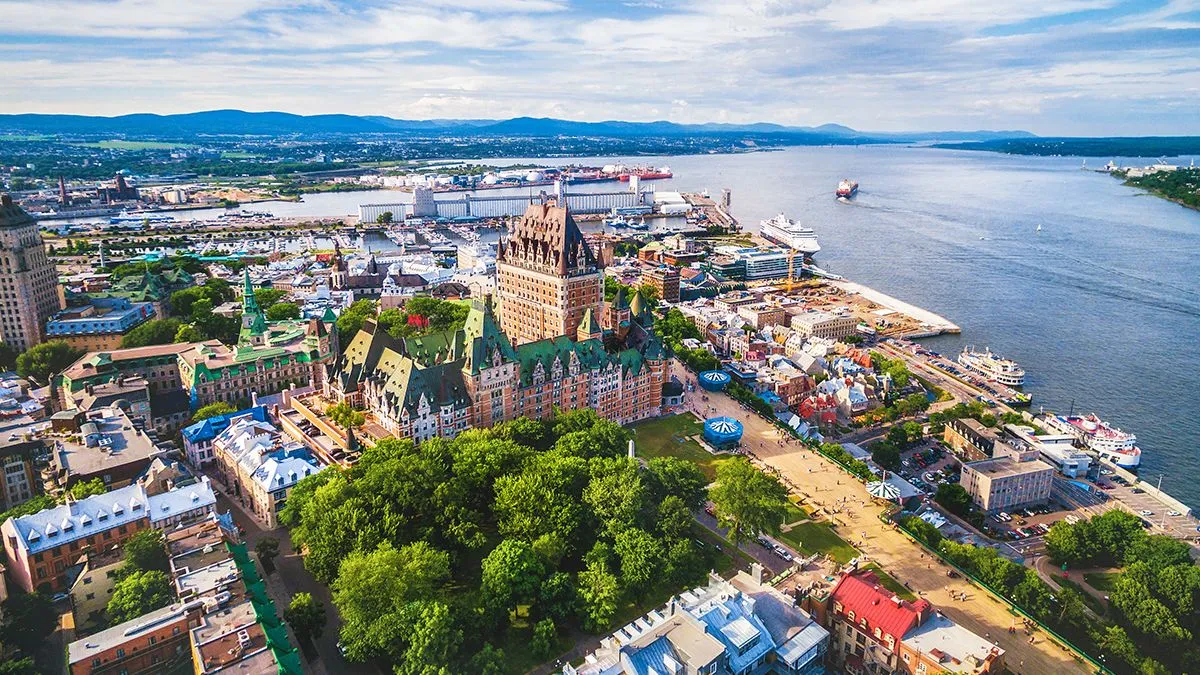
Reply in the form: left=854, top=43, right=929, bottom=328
left=830, top=280, right=960, bottom=337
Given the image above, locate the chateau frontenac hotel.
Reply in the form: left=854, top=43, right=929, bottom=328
left=323, top=202, right=667, bottom=442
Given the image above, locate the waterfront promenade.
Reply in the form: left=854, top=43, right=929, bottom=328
left=675, top=361, right=1092, bottom=675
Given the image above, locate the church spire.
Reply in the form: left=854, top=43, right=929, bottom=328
left=241, top=267, right=260, bottom=314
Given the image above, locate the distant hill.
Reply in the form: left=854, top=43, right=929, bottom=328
left=0, top=109, right=1035, bottom=143
left=934, top=136, right=1200, bottom=157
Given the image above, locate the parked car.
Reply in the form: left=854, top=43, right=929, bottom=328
left=1140, top=510, right=1154, bottom=516
left=1168, top=511, right=1182, bottom=517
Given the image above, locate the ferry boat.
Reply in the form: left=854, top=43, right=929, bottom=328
left=958, top=347, right=1025, bottom=387
left=758, top=213, right=820, bottom=255
left=1049, top=414, right=1143, bottom=469
left=836, top=179, right=859, bottom=199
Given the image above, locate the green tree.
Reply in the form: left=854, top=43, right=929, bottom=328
left=192, top=401, right=236, bottom=422
left=1095, top=624, right=1139, bottom=667
left=326, top=401, right=365, bottom=428
left=481, top=539, right=545, bottom=616
left=0, top=657, right=36, bottom=675
left=708, top=457, right=788, bottom=562
left=537, top=571, right=577, bottom=624
left=336, top=299, right=378, bottom=348
left=69, top=478, right=107, bottom=500
left=124, top=529, right=168, bottom=573
left=266, top=302, right=301, bottom=321
left=174, top=323, right=202, bottom=343
left=577, top=559, right=621, bottom=632
left=494, top=452, right=588, bottom=551
left=333, top=541, right=450, bottom=661
left=398, top=601, right=461, bottom=675
left=252, top=287, right=288, bottom=311
left=644, top=457, right=708, bottom=511
left=902, top=515, right=943, bottom=549
left=119, top=318, right=183, bottom=348
left=377, top=211, right=394, bottom=225
left=0, top=592, right=56, bottom=655
left=106, top=569, right=173, bottom=624
left=284, top=592, right=327, bottom=641
left=0, top=342, right=17, bottom=372
left=656, top=495, right=695, bottom=542
left=613, top=528, right=662, bottom=596
left=871, top=441, right=901, bottom=472
left=934, top=483, right=972, bottom=516
left=531, top=617, right=557, bottom=660
left=255, top=537, right=281, bottom=570
left=16, top=340, right=83, bottom=383
left=583, top=458, right=647, bottom=537
left=469, top=644, right=505, bottom=675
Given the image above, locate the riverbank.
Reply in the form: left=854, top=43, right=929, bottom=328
left=830, top=280, right=961, bottom=338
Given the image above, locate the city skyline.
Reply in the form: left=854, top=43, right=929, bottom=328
left=1, top=0, right=1198, bottom=136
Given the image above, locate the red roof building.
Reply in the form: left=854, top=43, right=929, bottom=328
left=819, top=569, right=1003, bottom=674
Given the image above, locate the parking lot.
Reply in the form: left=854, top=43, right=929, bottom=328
left=1094, top=473, right=1200, bottom=541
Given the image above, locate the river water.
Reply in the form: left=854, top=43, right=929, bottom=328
left=162, top=146, right=1200, bottom=508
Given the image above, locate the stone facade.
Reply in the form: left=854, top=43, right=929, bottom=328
left=325, top=296, right=666, bottom=444
left=0, top=195, right=62, bottom=351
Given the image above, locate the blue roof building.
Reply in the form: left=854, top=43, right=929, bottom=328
left=181, top=405, right=268, bottom=467
left=46, top=297, right=155, bottom=351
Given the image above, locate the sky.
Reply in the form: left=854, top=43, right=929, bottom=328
left=0, top=0, right=1198, bottom=135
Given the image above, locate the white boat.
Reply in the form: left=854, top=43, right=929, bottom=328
left=758, top=213, right=820, bottom=255
left=958, top=347, right=1025, bottom=387
left=1048, top=414, right=1142, bottom=469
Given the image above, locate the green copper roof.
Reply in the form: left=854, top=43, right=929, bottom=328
left=242, top=268, right=261, bottom=314
left=462, top=297, right=515, bottom=375
left=629, top=290, right=646, bottom=319
left=611, top=285, right=629, bottom=310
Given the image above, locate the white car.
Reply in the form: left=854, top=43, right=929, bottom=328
left=1168, top=511, right=1181, bottom=517
left=1140, top=510, right=1154, bottom=516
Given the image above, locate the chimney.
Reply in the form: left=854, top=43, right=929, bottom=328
left=750, top=562, right=764, bottom=585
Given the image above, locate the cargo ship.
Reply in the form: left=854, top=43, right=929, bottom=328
left=1046, top=414, right=1143, bottom=469
left=618, top=166, right=673, bottom=181
left=958, top=347, right=1025, bottom=387
left=758, top=213, right=820, bottom=255
left=836, top=179, right=859, bottom=199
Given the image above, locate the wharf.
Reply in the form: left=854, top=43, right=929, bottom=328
left=829, top=280, right=960, bottom=338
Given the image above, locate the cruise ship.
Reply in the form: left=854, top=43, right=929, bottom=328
left=1048, top=414, right=1143, bottom=469
left=758, top=213, right=820, bottom=255
left=958, top=347, right=1025, bottom=387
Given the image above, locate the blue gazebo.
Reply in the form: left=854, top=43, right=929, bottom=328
left=698, top=370, right=731, bottom=392
left=704, top=416, right=744, bottom=448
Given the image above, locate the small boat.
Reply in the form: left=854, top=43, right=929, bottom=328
left=1036, top=224, right=1042, bottom=232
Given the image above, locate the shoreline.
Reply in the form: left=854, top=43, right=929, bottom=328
left=829, top=279, right=961, bottom=338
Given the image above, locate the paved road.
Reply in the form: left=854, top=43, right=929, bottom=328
left=211, top=483, right=376, bottom=675
left=675, top=361, right=1092, bottom=675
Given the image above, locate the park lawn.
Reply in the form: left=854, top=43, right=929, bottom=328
left=777, top=522, right=859, bottom=564
left=782, top=502, right=809, bottom=525
left=864, top=563, right=916, bottom=601
left=76, top=139, right=195, bottom=150
left=631, top=414, right=732, bottom=480
left=1083, top=571, right=1121, bottom=593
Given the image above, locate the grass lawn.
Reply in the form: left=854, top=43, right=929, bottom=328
left=864, top=563, right=916, bottom=601
left=75, top=139, right=195, bottom=150
left=631, top=414, right=732, bottom=480
left=1083, top=571, right=1121, bottom=593
left=782, top=502, right=809, bottom=525
left=777, top=521, right=860, bottom=564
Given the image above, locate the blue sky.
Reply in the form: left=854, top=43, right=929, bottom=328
left=0, top=0, right=1198, bottom=134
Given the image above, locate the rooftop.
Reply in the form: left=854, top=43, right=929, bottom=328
left=53, top=407, right=161, bottom=478
left=61, top=342, right=202, bottom=381
left=6, top=482, right=149, bottom=554
left=964, top=456, right=1055, bottom=479
left=68, top=599, right=200, bottom=665
left=176, top=558, right=239, bottom=599
left=904, top=611, right=1003, bottom=672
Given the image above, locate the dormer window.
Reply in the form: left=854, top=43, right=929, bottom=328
left=98, top=512, right=108, bottom=522
left=46, top=523, right=58, bottom=537
left=27, top=530, right=39, bottom=542
left=80, top=515, right=92, bottom=526
left=61, top=519, right=74, bottom=531
left=112, top=503, right=123, bottom=515
left=847, top=610, right=855, bottom=621
left=130, top=500, right=142, bottom=512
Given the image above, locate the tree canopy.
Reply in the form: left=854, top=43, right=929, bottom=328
left=280, top=412, right=721, bottom=672
left=708, top=457, right=788, bottom=559
left=16, top=340, right=83, bottom=383
left=119, top=318, right=184, bottom=348
left=106, top=569, right=173, bottom=624
left=191, top=401, right=236, bottom=423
